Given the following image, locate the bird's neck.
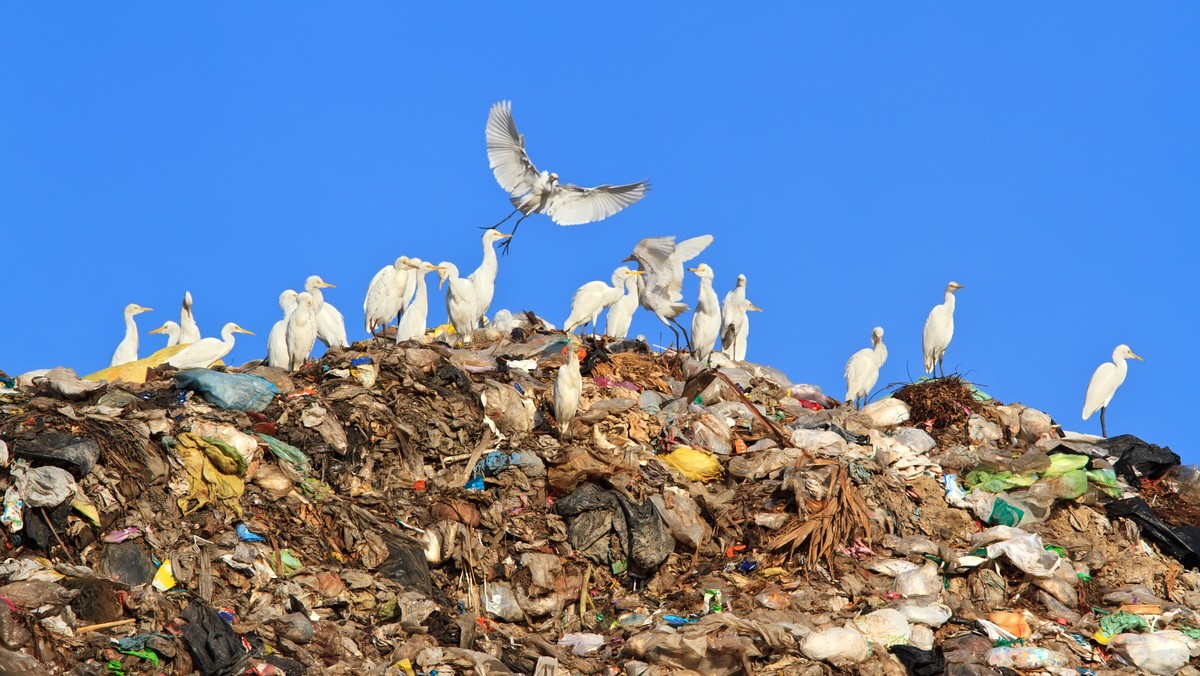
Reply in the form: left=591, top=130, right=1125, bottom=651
left=221, top=326, right=236, bottom=343
left=124, top=312, right=139, bottom=346
left=874, top=341, right=888, bottom=365
left=308, top=287, right=324, bottom=305
left=478, top=244, right=498, bottom=280
left=1113, top=355, right=1129, bottom=379
left=944, top=292, right=956, bottom=312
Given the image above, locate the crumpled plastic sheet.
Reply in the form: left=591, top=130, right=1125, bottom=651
left=553, top=483, right=675, bottom=576
left=173, top=433, right=246, bottom=518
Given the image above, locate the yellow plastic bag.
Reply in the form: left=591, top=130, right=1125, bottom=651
left=83, top=344, right=224, bottom=384
left=175, top=433, right=245, bottom=517
left=659, top=446, right=723, bottom=482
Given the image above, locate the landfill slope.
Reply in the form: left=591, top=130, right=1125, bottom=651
left=1, top=332, right=1199, bottom=675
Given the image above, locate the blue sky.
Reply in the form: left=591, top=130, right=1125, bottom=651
left=2, top=5, right=1196, bottom=457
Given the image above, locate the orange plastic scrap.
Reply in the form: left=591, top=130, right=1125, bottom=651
left=287, top=388, right=317, bottom=400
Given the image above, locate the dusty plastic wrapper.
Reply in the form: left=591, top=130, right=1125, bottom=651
left=175, top=369, right=280, bottom=412
left=1109, top=630, right=1197, bottom=675
left=553, top=483, right=674, bottom=576
left=8, top=463, right=77, bottom=509
left=799, top=625, right=869, bottom=665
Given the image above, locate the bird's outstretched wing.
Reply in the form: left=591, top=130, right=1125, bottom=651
left=666, top=234, right=713, bottom=301
left=486, top=101, right=540, bottom=196
left=545, top=182, right=649, bottom=226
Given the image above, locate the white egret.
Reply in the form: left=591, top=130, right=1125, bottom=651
left=267, top=290, right=300, bottom=368
left=467, top=229, right=513, bottom=326
left=305, top=275, right=350, bottom=349
left=553, top=344, right=583, bottom=438
left=603, top=265, right=643, bottom=341
left=688, top=264, right=721, bottom=364
left=110, top=304, right=153, bottom=367
left=364, top=256, right=414, bottom=336
left=149, top=321, right=182, bottom=347
left=719, top=274, right=763, bottom=362
left=395, top=260, right=442, bottom=343
left=284, top=293, right=318, bottom=371
left=165, top=322, right=254, bottom=370
left=485, top=100, right=649, bottom=251
left=1083, top=344, right=1144, bottom=438
left=624, top=235, right=714, bottom=349
left=180, top=291, right=201, bottom=344
left=922, top=281, right=964, bottom=377
left=437, top=261, right=481, bottom=346
left=845, top=327, right=888, bottom=409
left=564, top=266, right=644, bottom=335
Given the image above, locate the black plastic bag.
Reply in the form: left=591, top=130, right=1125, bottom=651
left=553, top=483, right=675, bottom=576
left=379, top=537, right=434, bottom=598
left=1099, top=434, right=1180, bottom=484
left=890, top=644, right=945, bottom=676
left=1106, top=498, right=1200, bottom=568
left=181, top=602, right=250, bottom=676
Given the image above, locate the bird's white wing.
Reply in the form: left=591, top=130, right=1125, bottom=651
left=1082, top=362, right=1119, bottom=419
left=665, top=234, right=714, bottom=301
left=486, top=101, right=540, bottom=196
left=544, top=182, right=649, bottom=226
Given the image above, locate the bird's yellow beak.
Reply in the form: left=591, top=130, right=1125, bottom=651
left=1131, top=352, right=1144, bottom=361
left=749, top=304, right=763, bottom=312
left=953, top=283, right=964, bottom=289
left=319, top=282, right=335, bottom=289
left=632, top=270, right=646, bottom=276
left=687, top=267, right=698, bottom=273
left=498, top=233, right=513, bottom=240
left=235, top=328, right=255, bottom=336
left=149, top=325, right=167, bottom=334
left=138, top=306, right=153, bottom=313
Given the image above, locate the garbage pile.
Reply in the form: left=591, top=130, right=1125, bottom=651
left=1, top=333, right=1199, bottom=675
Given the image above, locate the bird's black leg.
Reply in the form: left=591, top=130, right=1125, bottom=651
left=1100, top=406, right=1107, bottom=438
left=499, top=214, right=528, bottom=256
left=483, top=208, right=519, bottom=230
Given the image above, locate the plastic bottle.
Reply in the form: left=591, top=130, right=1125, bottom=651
left=985, top=647, right=1070, bottom=669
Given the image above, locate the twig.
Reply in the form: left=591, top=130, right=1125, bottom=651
left=40, top=508, right=77, bottom=564
left=76, top=618, right=136, bottom=634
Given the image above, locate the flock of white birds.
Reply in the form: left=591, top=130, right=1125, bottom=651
left=105, top=101, right=1144, bottom=438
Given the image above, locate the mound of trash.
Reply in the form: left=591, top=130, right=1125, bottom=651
left=0, top=331, right=1198, bottom=675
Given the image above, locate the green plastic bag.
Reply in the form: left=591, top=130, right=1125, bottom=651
left=1043, top=454, right=1089, bottom=477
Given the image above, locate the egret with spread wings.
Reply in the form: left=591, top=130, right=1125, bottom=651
left=485, top=100, right=649, bottom=253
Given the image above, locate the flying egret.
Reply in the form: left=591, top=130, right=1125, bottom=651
left=395, top=259, right=442, bottom=343
left=719, top=274, right=763, bottom=362
left=845, top=327, right=888, bottom=409
left=689, top=264, right=721, bottom=364
left=604, top=265, right=643, bottom=341
left=624, top=235, right=714, bottom=350
left=553, top=344, right=583, bottom=438
left=364, top=257, right=414, bottom=336
left=149, top=321, right=182, bottom=347
left=165, top=322, right=254, bottom=370
left=564, top=266, right=644, bottom=335
left=180, top=291, right=201, bottom=344
left=1083, top=344, right=1144, bottom=438
left=922, top=281, right=964, bottom=377
left=110, top=304, right=153, bottom=367
left=437, top=261, right=480, bottom=346
left=467, top=229, right=513, bottom=326
left=485, top=100, right=649, bottom=252
left=267, top=290, right=300, bottom=368
left=305, top=275, right=350, bottom=349
left=284, top=292, right=318, bottom=371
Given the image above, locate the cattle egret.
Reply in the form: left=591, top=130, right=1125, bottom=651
left=149, top=321, right=182, bottom=347
left=437, top=261, right=480, bottom=346
left=267, top=290, right=300, bottom=368
left=688, top=264, right=720, bottom=364
left=395, top=259, right=442, bottom=343
left=604, top=265, right=643, bottom=341
left=1083, top=344, right=1144, bottom=438
left=468, top=229, right=513, bottom=325
left=364, top=257, right=413, bottom=335
left=166, top=322, right=254, bottom=370
left=110, top=304, right=153, bottom=367
left=553, top=344, right=583, bottom=438
left=564, top=266, right=644, bottom=335
left=624, top=235, right=713, bottom=349
left=284, top=293, right=318, bottom=371
left=305, top=275, right=349, bottom=349
left=845, top=327, right=888, bottom=409
left=922, top=281, right=964, bottom=377
left=485, top=100, right=649, bottom=251
left=180, top=291, right=201, bottom=344
left=719, top=274, right=762, bottom=362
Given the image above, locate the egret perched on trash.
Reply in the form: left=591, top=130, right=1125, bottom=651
left=468, top=229, right=513, bottom=326
left=364, top=257, right=414, bottom=336
left=165, top=322, right=254, bottom=370
left=110, top=304, right=153, bottom=367
left=719, top=274, right=762, bottom=362
left=689, top=264, right=721, bottom=364
left=1083, top=344, right=1144, bottom=438
left=564, top=266, right=644, bottom=335
left=922, top=281, right=964, bottom=377
left=267, top=290, right=300, bottom=368
left=624, top=235, right=714, bottom=350
left=149, top=321, right=182, bottom=347
left=305, top=275, right=349, bottom=349
left=485, top=100, right=649, bottom=252
left=395, top=259, right=442, bottom=343
left=180, top=291, right=201, bottom=344
left=437, top=261, right=480, bottom=346
left=554, top=343, right=583, bottom=438
left=604, top=265, right=644, bottom=341
left=845, top=326, right=888, bottom=409
left=284, top=292, right=318, bottom=371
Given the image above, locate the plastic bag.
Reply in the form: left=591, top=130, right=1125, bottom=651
left=1106, top=498, right=1200, bottom=569
left=893, top=562, right=940, bottom=597
left=985, top=646, right=1068, bottom=669
left=861, top=398, right=910, bottom=427
left=1100, top=434, right=1181, bottom=484
left=649, top=487, right=712, bottom=550
left=1109, top=631, right=1194, bottom=675
left=658, top=446, right=722, bottom=482
left=896, top=602, right=952, bottom=628
left=979, top=528, right=1061, bottom=578
left=853, top=609, right=911, bottom=647
left=799, top=626, right=870, bottom=665
left=174, top=369, right=280, bottom=412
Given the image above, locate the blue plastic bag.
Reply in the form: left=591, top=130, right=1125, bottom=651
left=174, top=369, right=280, bottom=412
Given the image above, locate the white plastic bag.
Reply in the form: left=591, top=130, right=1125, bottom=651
left=893, top=562, right=940, bottom=597
left=853, top=609, right=911, bottom=648
left=861, top=399, right=910, bottom=427
left=799, top=626, right=870, bottom=665
left=896, top=602, right=952, bottom=627
left=1110, top=631, right=1195, bottom=675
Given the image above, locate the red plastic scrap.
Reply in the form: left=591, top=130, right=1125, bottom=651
left=795, top=399, right=823, bottom=412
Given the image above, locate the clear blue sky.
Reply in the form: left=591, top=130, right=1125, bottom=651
left=2, top=6, right=1196, bottom=458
